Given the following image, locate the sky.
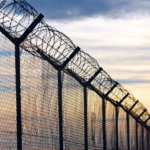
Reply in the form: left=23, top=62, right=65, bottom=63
left=28, top=0, right=150, bottom=111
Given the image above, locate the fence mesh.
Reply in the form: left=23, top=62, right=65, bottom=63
left=144, top=127, right=148, bottom=150
left=129, top=115, right=136, bottom=150
left=105, top=101, right=116, bottom=150
left=0, top=33, right=17, bottom=149
left=138, top=123, right=143, bottom=150
left=118, top=107, right=127, bottom=150
left=0, top=0, right=150, bottom=150
left=87, top=89, right=103, bottom=149
left=148, top=131, right=150, bottom=149
left=20, top=49, right=59, bottom=149
left=62, top=72, right=84, bottom=149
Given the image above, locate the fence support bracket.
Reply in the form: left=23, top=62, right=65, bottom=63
left=118, top=93, right=129, bottom=105
left=128, top=100, right=139, bottom=113
left=85, top=67, right=103, bottom=86
left=144, top=115, right=150, bottom=124
left=18, top=14, right=44, bottom=44
left=105, top=82, right=118, bottom=97
left=60, top=47, right=80, bottom=70
left=137, top=109, right=147, bottom=120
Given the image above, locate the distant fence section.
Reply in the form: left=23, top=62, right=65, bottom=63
left=0, top=0, right=150, bottom=150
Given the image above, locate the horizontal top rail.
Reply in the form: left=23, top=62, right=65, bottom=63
left=0, top=0, right=150, bottom=128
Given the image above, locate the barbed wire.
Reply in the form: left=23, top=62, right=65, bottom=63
left=0, top=0, right=149, bottom=126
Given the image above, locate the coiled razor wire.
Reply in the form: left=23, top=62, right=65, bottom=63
left=0, top=0, right=150, bottom=127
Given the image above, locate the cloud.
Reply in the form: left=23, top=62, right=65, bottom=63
left=28, top=0, right=150, bottom=20
left=117, top=79, right=150, bottom=84
left=46, top=15, right=150, bottom=72
left=45, top=15, right=150, bottom=111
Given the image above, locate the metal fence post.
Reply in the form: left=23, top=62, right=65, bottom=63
left=37, top=46, right=80, bottom=150
left=15, top=14, right=43, bottom=150
left=58, top=69, right=63, bottom=150
left=84, top=67, right=103, bottom=150
left=0, top=29, right=21, bottom=149
left=57, top=47, right=80, bottom=150
left=142, top=126, right=144, bottom=150
left=84, top=86, right=88, bottom=150
left=147, top=129, right=149, bottom=150
left=102, top=82, right=118, bottom=150
left=115, top=106, right=118, bottom=150
left=126, top=112, right=130, bottom=150
left=0, top=13, right=44, bottom=149
left=102, top=99, right=106, bottom=150
left=126, top=100, right=139, bottom=150
left=15, top=43, right=22, bottom=150
left=136, top=121, right=138, bottom=150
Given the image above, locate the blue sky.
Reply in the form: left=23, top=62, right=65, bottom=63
left=27, top=0, right=150, bottom=111
left=29, top=0, right=150, bottom=19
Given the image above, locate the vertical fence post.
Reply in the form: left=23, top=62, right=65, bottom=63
left=15, top=43, right=22, bottom=150
left=84, top=86, right=88, bottom=150
left=102, top=82, right=118, bottom=150
left=57, top=47, right=80, bottom=150
left=142, top=126, right=144, bottom=150
left=83, top=67, right=102, bottom=150
left=117, top=93, right=129, bottom=150
left=102, top=99, right=106, bottom=150
left=147, top=129, right=149, bottom=150
left=0, top=14, right=44, bottom=149
left=58, top=69, right=63, bottom=150
left=136, top=121, right=138, bottom=150
left=15, top=14, right=44, bottom=150
left=126, top=112, right=130, bottom=150
left=115, top=106, right=118, bottom=150
left=126, top=100, right=139, bottom=150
